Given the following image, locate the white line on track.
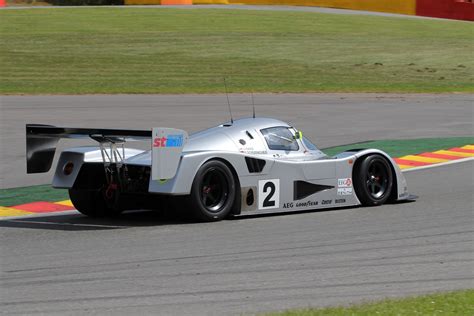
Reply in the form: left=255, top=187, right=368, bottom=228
left=0, top=210, right=79, bottom=221
left=3, top=219, right=128, bottom=229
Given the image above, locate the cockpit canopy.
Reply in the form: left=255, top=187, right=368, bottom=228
left=184, top=117, right=324, bottom=159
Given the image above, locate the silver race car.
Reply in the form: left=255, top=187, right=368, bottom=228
left=26, top=117, right=411, bottom=221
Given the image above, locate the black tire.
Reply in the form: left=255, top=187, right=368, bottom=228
left=69, top=188, right=121, bottom=217
left=189, top=160, right=238, bottom=222
left=353, top=155, right=393, bottom=206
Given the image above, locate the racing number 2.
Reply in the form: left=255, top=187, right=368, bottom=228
left=258, top=179, right=280, bottom=210
left=263, top=182, right=276, bottom=207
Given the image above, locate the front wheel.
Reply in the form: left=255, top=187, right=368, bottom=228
left=69, top=188, right=121, bottom=217
left=189, top=160, right=238, bottom=222
left=353, top=155, right=393, bottom=206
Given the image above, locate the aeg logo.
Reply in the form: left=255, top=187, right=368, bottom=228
left=153, top=134, right=184, bottom=148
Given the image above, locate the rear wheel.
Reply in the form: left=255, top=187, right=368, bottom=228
left=189, top=160, right=238, bottom=222
left=354, top=155, right=393, bottom=206
left=69, top=188, right=121, bottom=217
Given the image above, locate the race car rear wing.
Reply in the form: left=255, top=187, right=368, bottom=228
left=26, top=124, right=188, bottom=180
left=26, top=124, right=152, bottom=174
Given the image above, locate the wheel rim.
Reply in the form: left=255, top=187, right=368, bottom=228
left=199, top=167, right=229, bottom=213
left=365, top=160, right=389, bottom=199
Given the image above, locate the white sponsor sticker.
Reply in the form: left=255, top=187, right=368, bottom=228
left=338, top=178, right=353, bottom=188
left=258, top=179, right=280, bottom=210
left=337, top=187, right=353, bottom=196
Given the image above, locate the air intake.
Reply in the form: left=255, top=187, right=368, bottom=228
left=294, top=181, right=334, bottom=200
left=245, top=157, right=266, bottom=173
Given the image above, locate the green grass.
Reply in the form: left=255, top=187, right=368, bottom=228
left=267, top=289, right=474, bottom=316
left=1, top=8, right=473, bottom=94
left=0, top=184, right=68, bottom=207
left=323, top=137, right=474, bottom=157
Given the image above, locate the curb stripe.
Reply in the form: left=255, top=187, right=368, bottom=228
left=55, top=200, right=74, bottom=207
left=434, top=150, right=474, bottom=158
left=402, top=157, right=473, bottom=173
left=393, top=158, right=430, bottom=167
left=12, top=201, right=75, bottom=213
left=397, top=164, right=412, bottom=170
left=395, top=144, right=473, bottom=171
left=397, top=155, right=448, bottom=164
left=448, top=147, right=474, bottom=154
left=418, top=152, right=465, bottom=160
left=0, top=206, right=34, bottom=217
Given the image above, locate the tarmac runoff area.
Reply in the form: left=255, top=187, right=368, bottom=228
left=0, top=160, right=472, bottom=314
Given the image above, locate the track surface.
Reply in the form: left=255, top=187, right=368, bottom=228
left=0, top=161, right=472, bottom=314
left=1, top=93, right=472, bottom=188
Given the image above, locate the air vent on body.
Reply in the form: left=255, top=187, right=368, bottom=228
left=293, top=181, right=334, bottom=200
left=245, top=157, right=266, bottom=173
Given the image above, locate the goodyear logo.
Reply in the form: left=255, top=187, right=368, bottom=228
left=153, top=134, right=184, bottom=148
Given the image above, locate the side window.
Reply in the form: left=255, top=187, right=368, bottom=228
left=261, top=127, right=299, bottom=151
left=302, top=136, right=318, bottom=151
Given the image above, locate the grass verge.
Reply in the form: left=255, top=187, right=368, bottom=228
left=1, top=8, right=473, bottom=94
left=266, top=289, right=474, bottom=316
left=0, top=185, right=68, bottom=207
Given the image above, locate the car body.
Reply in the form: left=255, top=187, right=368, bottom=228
left=26, top=117, right=411, bottom=221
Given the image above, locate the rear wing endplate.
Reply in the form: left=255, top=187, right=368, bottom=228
left=151, top=128, right=188, bottom=180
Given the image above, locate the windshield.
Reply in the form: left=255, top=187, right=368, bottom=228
left=260, top=127, right=299, bottom=151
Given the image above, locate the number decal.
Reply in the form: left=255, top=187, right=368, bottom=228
left=263, top=182, right=276, bottom=207
left=258, top=179, right=280, bottom=210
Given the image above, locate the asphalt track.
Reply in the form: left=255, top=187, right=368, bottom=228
left=0, top=160, right=472, bottom=314
left=1, top=93, right=473, bottom=188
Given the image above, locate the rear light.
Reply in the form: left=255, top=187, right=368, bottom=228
left=63, top=162, right=74, bottom=175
